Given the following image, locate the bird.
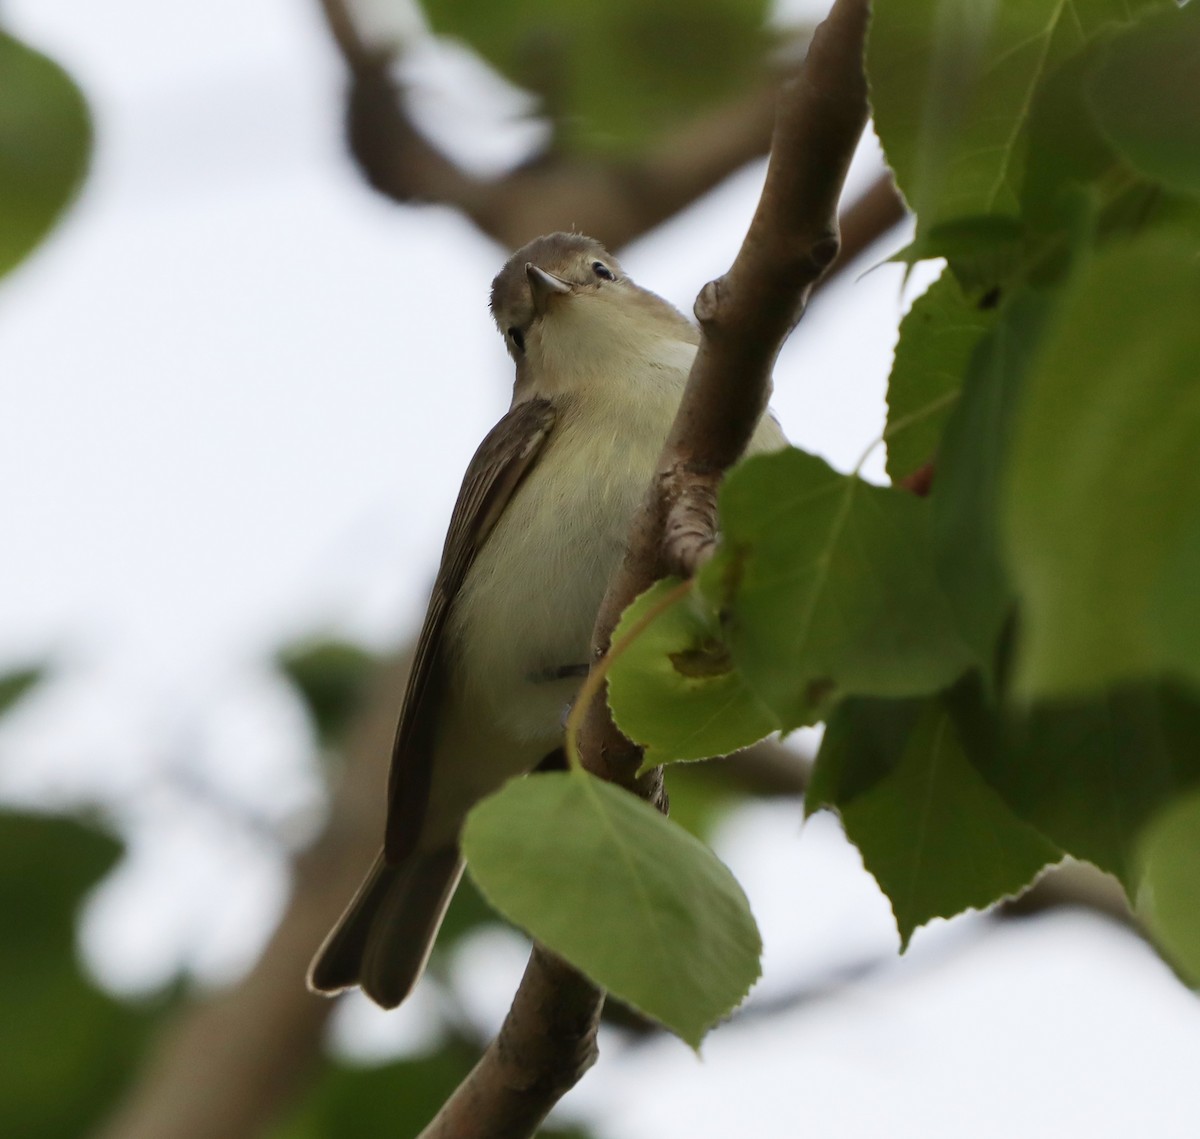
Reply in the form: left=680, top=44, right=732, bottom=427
left=307, top=232, right=786, bottom=1008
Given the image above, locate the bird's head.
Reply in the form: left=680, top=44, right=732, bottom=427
left=489, top=233, right=697, bottom=392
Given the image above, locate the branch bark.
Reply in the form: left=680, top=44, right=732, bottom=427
left=417, top=948, right=603, bottom=1139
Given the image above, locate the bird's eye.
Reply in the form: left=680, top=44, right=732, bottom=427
left=508, top=327, right=525, bottom=352
left=592, top=261, right=615, bottom=281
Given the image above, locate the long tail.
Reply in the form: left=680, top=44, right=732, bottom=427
left=307, top=846, right=464, bottom=1009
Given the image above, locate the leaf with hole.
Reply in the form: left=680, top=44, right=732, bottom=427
left=607, top=579, right=778, bottom=766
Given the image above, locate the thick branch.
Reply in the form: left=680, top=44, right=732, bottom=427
left=417, top=948, right=603, bottom=1139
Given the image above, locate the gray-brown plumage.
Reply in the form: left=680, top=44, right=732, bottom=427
left=308, top=233, right=784, bottom=1008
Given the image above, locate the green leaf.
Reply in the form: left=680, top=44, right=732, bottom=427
left=701, top=449, right=974, bottom=729
left=422, top=0, right=770, bottom=154
left=0, top=811, right=157, bottom=1139
left=949, top=676, right=1200, bottom=889
left=277, top=639, right=380, bottom=748
left=0, top=666, right=43, bottom=717
left=932, top=290, right=1048, bottom=674
left=462, top=772, right=761, bottom=1047
left=1136, top=791, right=1200, bottom=986
left=884, top=268, right=996, bottom=481
left=1003, top=237, right=1200, bottom=695
left=869, top=0, right=1170, bottom=237
left=811, top=696, right=1060, bottom=947
left=606, top=579, right=778, bottom=765
left=1088, top=5, right=1200, bottom=199
left=0, top=32, right=91, bottom=279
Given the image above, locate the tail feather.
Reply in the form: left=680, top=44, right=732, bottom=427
left=308, top=846, right=464, bottom=1009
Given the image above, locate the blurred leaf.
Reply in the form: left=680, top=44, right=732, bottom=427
left=811, top=697, right=1059, bottom=946
left=701, top=449, right=973, bottom=729
left=607, top=578, right=778, bottom=766
left=463, top=771, right=761, bottom=1048
left=0, top=665, right=43, bottom=717
left=0, top=811, right=121, bottom=952
left=422, top=0, right=771, bottom=153
left=1088, top=5, right=1200, bottom=199
left=1019, top=42, right=1135, bottom=243
left=1136, top=791, right=1200, bottom=986
left=0, top=811, right=156, bottom=1139
left=277, top=639, right=381, bottom=747
left=950, top=676, right=1200, bottom=890
left=999, top=43, right=1182, bottom=323
left=1003, top=237, right=1200, bottom=696
left=869, top=0, right=1169, bottom=238
left=0, top=31, right=91, bottom=279
left=932, top=290, right=1048, bottom=675
left=884, top=268, right=995, bottom=480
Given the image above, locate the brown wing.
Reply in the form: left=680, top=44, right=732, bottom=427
left=383, top=396, right=557, bottom=863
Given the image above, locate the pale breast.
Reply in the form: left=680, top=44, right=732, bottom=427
left=449, top=382, right=680, bottom=741
left=447, top=332, right=787, bottom=744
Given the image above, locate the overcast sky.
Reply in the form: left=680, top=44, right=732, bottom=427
left=2, top=2, right=1199, bottom=1136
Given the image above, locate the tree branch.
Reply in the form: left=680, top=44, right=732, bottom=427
left=417, top=948, right=603, bottom=1139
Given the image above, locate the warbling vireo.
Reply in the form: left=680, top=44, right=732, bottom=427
left=308, top=232, right=785, bottom=1008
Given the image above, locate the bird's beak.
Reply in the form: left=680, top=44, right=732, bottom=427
left=526, top=263, right=573, bottom=315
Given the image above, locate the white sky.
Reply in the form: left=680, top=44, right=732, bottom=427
left=1, top=2, right=1198, bottom=1137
